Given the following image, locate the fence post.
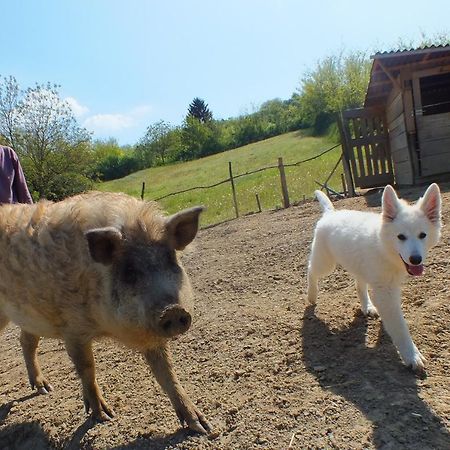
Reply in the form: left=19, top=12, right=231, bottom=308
left=278, top=157, right=290, bottom=208
left=337, top=112, right=356, bottom=197
left=141, top=182, right=145, bottom=200
left=341, top=173, right=347, bottom=196
left=229, top=162, right=239, bottom=218
left=255, top=193, right=262, bottom=213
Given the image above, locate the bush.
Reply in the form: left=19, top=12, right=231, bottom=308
left=45, top=173, right=94, bottom=201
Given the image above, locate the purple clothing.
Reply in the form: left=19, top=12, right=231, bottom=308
left=0, top=146, right=33, bottom=204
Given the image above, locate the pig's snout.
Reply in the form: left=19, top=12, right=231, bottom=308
left=158, top=306, right=192, bottom=337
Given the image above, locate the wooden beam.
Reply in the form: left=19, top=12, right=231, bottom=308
left=372, top=55, right=450, bottom=76
left=376, top=60, right=401, bottom=90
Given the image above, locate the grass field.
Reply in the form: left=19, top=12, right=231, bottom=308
left=98, top=131, right=343, bottom=226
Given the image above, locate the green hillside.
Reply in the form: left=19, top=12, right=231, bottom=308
left=98, top=131, right=343, bottom=226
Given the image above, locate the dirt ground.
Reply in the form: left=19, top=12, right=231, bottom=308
left=0, top=185, right=449, bottom=450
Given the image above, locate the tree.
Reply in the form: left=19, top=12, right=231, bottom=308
left=0, top=76, right=21, bottom=151
left=187, top=97, right=213, bottom=123
left=180, top=115, right=222, bottom=160
left=0, top=76, right=93, bottom=199
left=297, top=51, right=371, bottom=134
left=136, top=120, right=176, bottom=166
left=91, top=138, right=139, bottom=181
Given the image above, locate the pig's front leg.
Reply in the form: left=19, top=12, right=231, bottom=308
left=65, top=338, right=114, bottom=422
left=20, top=330, right=53, bottom=394
left=144, top=345, right=211, bottom=434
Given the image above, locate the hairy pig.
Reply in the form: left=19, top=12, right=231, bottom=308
left=0, top=192, right=211, bottom=433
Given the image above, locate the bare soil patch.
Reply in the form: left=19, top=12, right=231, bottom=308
left=1, top=186, right=449, bottom=449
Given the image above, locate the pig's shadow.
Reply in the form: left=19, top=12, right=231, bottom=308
left=1, top=395, right=206, bottom=449
left=109, top=428, right=199, bottom=450
left=301, top=305, right=449, bottom=449
left=63, top=418, right=196, bottom=450
left=0, top=420, right=54, bottom=449
left=0, top=392, right=39, bottom=423
left=0, top=393, right=55, bottom=449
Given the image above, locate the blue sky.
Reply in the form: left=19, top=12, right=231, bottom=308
left=3, top=0, right=449, bottom=145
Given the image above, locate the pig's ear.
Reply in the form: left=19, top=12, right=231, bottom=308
left=418, top=183, right=441, bottom=224
left=85, top=227, right=123, bottom=264
left=382, top=185, right=400, bottom=222
left=165, top=206, right=204, bottom=250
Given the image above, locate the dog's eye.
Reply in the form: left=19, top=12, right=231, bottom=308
left=418, top=232, right=427, bottom=239
left=397, top=234, right=407, bottom=241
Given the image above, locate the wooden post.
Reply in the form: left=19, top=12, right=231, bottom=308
left=229, top=162, right=239, bottom=218
left=255, top=193, right=262, bottom=213
left=337, top=113, right=356, bottom=197
left=341, top=152, right=355, bottom=197
left=341, top=173, right=347, bottom=197
left=141, top=182, right=145, bottom=200
left=278, top=157, right=290, bottom=208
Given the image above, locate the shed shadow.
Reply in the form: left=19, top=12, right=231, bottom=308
left=301, top=305, right=449, bottom=449
left=363, top=181, right=450, bottom=208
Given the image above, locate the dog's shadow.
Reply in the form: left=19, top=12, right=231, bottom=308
left=301, top=305, right=449, bottom=449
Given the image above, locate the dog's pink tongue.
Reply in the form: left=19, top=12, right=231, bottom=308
left=408, top=264, right=424, bottom=276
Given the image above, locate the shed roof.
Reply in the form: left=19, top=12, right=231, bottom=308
left=364, top=45, right=450, bottom=107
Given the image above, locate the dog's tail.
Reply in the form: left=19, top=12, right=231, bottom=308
left=315, top=190, right=334, bottom=213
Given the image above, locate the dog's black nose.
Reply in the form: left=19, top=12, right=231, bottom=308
left=409, top=255, right=422, bottom=265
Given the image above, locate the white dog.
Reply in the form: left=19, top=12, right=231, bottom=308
left=307, top=184, right=442, bottom=371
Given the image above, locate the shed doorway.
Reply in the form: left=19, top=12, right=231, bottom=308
left=413, top=70, right=450, bottom=177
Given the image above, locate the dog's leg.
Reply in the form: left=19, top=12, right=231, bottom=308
left=307, top=238, right=335, bottom=305
left=307, top=269, right=319, bottom=305
left=355, top=279, right=378, bottom=317
left=371, top=286, right=425, bottom=371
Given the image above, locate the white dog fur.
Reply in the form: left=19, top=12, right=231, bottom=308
left=307, top=184, right=442, bottom=371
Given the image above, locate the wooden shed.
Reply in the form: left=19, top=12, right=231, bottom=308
left=340, top=45, right=450, bottom=191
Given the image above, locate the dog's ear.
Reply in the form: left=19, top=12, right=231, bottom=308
left=418, top=183, right=441, bottom=224
left=382, top=185, right=399, bottom=222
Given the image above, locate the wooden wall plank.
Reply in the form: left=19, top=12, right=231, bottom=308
left=394, top=161, right=414, bottom=185
left=422, top=153, right=450, bottom=176
left=418, top=140, right=450, bottom=157
left=416, top=112, right=450, bottom=141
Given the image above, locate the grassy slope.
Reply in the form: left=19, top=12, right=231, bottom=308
left=98, top=131, right=342, bottom=226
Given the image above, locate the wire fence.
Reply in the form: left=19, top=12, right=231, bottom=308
left=142, top=143, right=346, bottom=226
left=152, top=143, right=341, bottom=202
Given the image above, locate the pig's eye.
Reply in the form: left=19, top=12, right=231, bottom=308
left=122, top=261, right=142, bottom=284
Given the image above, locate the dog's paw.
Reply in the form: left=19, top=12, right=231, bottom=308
left=362, top=304, right=378, bottom=317
left=404, top=349, right=426, bottom=374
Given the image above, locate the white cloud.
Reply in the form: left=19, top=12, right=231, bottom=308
left=61, top=98, right=153, bottom=143
left=82, top=105, right=153, bottom=134
left=65, top=96, right=89, bottom=118
left=83, top=113, right=134, bottom=132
